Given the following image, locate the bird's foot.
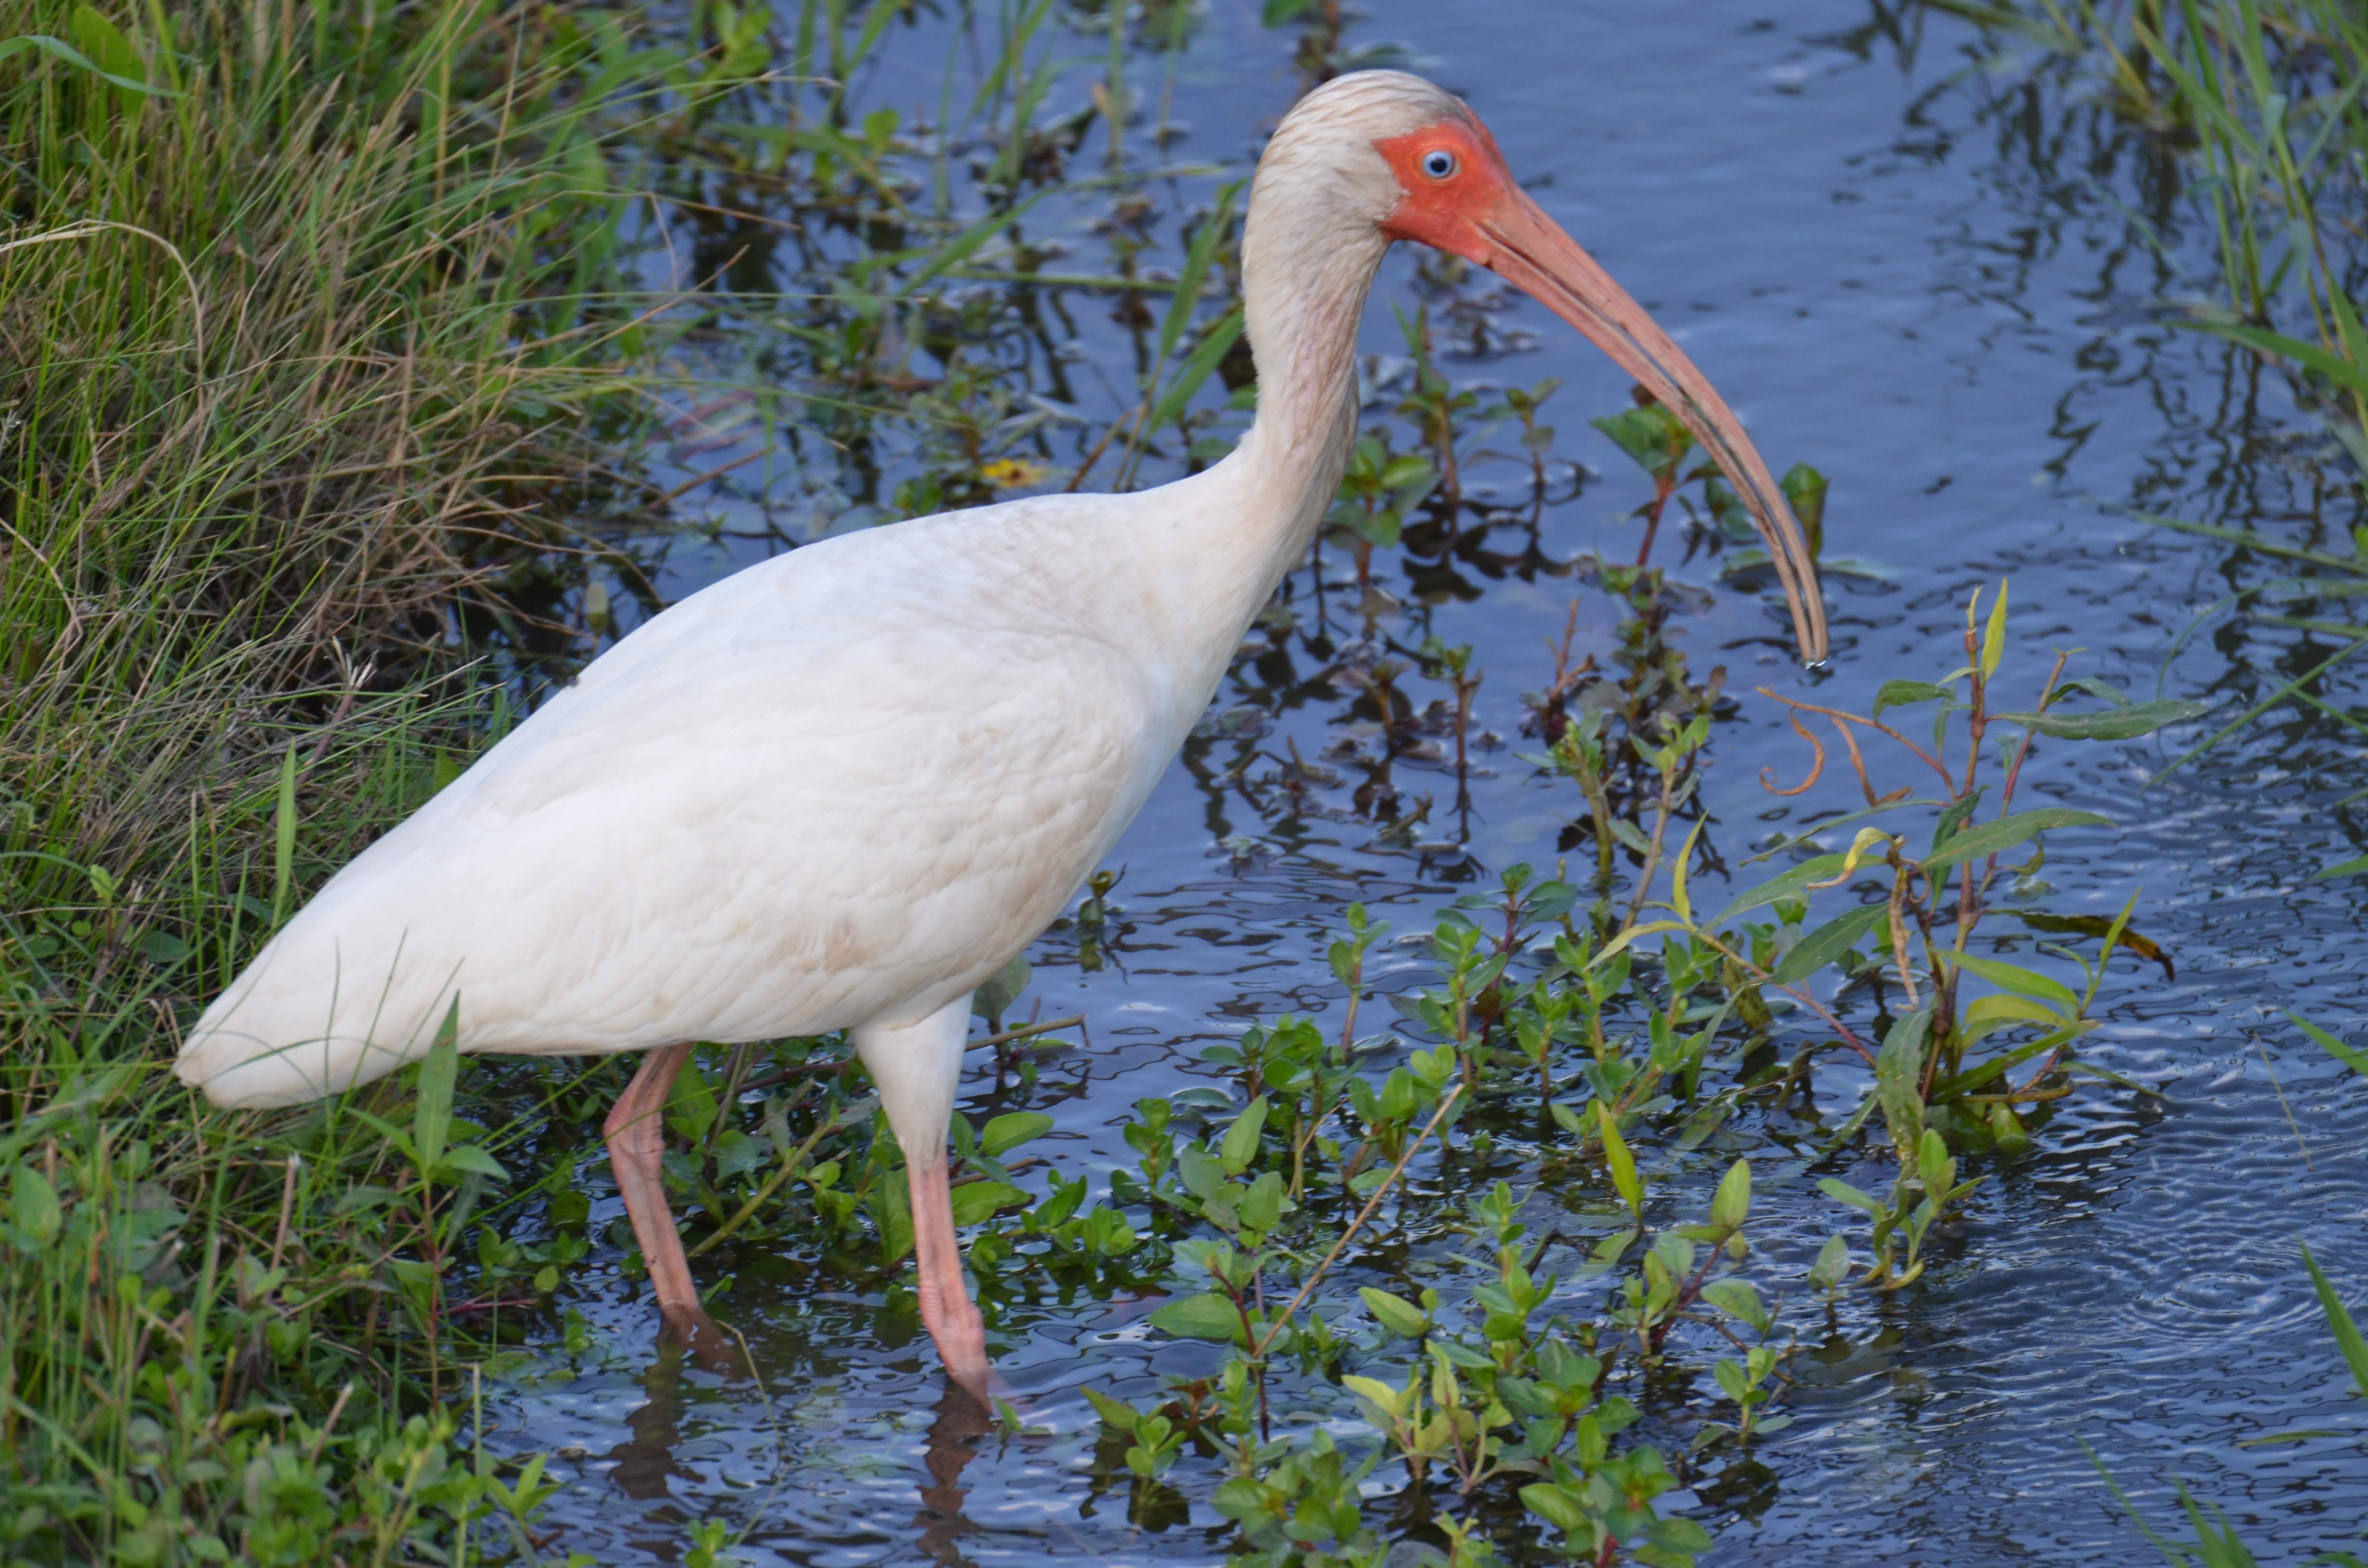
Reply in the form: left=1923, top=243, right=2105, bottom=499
left=657, top=1300, right=750, bottom=1377
left=920, top=1279, right=992, bottom=1405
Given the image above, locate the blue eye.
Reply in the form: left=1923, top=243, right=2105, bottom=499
left=1420, top=148, right=1457, bottom=180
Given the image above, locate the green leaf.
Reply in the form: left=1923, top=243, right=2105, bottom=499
left=1669, top=819, right=1705, bottom=927
left=1081, top=1386, right=1140, bottom=1434
left=1520, top=1482, right=1596, bottom=1537
left=1946, top=950, right=2081, bottom=1016
left=1917, top=809, right=2110, bottom=874
left=1148, top=1291, right=1243, bottom=1342
left=0, top=31, right=180, bottom=96
left=1219, top=1095, right=1269, bottom=1175
left=871, top=1177, right=913, bottom=1263
left=1960, top=992, right=2069, bottom=1041
left=949, top=1179, right=1028, bottom=1226
left=1988, top=698, right=2208, bottom=740
left=2288, top=1010, right=2368, bottom=1078
left=1780, top=461, right=1827, bottom=559
left=1704, top=853, right=1849, bottom=930
left=1771, top=903, right=1888, bottom=985
left=1875, top=1005, right=1932, bottom=1155
left=893, top=183, right=1059, bottom=295
left=271, top=746, right=298, bottom=927
left=978, top=1111, right=1053, bottom=1159
left=1707, top=1158, right=1751, bottom=1232
left=2177, top=318, right=2368, bottom=399
left=68, top=4, right=145, bottom=108
left=1818, top=1176, right=1880, bottom=1214
left=1341, top=1373, right=1406, bottom=1417
left=434, top=1144, right=508, bottom=1182
left=2301, top=1244, right=2368, bottom=1402
left=1359, top=1286, right=1431, bottom=1338
left=1237, top=1169, right=1286, bottom=1233
left=413, top=998, right=460, bottom=1179
left=1156, top=180, right=1243, bottom=363
left=1873, top=680, right=1952, bottom=717
left=1808, top=1233, right=1852, bottom=1288
left=972, top=954, right=1030, bottom=1022
left=1917, top=1127, right=1952, bottom=1193
left=1981, top=579, right=2009, bottom=679
left=1701, top=1277, right=1769, bottom=1334
left=1149, top=305, right=1245, bottom=431
left=1652, top=1516, right=1714, bottom=1554
left=2315, top=855, right=2368, bottom=882
left=1598, top=1101, right=1643, bottom=1217
left=12, top=1164, right=62, bottom=1246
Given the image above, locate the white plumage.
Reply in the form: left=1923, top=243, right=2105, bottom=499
left=177, top=71, right=1823, bottom=1396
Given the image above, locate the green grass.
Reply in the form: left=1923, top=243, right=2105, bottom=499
left=0, top=2, right=679, bottom=1560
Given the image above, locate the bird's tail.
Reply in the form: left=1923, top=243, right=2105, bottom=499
left=175, top=927, right=461, bottom=1108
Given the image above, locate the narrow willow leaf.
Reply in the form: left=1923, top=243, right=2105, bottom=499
left=1597, top=1101, right=1642, bottom=1218
left=1981, top=579, right=2009, bottom=679
left=1947, top=950, right=2081, bottom=1015
left=1669, top=819, right=1705, bottom=927
left=1772, top=905, right=1888, bottom=985
left=413, top=997, right=461, bottom=1180
left=1873, top=680, right=1951, bottom=717
left=1989, top=698, right=2208, bottom=740
left=1704, top=853, right=1849, bottom=930
left=1917, top=809, right=2111, bottom=874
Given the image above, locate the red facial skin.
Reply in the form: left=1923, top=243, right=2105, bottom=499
left=1374, top=120, right=1512, bottom=262
left=1369, top=114, right=1830, bottom=664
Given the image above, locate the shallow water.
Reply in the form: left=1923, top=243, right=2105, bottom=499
left=496, top=2, right=2368, bottom=1562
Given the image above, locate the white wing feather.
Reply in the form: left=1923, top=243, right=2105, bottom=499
left=177, top=495, right=1195, bottom=1106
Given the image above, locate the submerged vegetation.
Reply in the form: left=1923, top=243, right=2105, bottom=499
left=4, top=0, right=2368, bottom=1563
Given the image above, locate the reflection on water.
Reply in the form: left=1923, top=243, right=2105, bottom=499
left=490, top=0, right=2368, bottom=1563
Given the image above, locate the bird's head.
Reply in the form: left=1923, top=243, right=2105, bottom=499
left=1255, top=71, right=1828, bottom=664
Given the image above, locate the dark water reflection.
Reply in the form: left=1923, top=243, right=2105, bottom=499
left=495, top=1, right=2368, bottom=1562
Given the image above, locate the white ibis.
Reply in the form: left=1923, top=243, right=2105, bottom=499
left=177, top=70, right=1826, bottom=1399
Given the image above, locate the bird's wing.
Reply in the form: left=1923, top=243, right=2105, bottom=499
left=178, top=508, right=1171, bottom=1106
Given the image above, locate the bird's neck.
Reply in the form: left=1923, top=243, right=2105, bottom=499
left=1200, top=217, right=1392, bottom=608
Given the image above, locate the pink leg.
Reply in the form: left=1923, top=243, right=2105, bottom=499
left=604, top=1043, right=728, bottom=1356
left=855, top=999, right=996, bottom=1401
left=908, top=1155, right=990, bottom=1402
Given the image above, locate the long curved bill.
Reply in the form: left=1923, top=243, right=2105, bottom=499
left=1477, top=192, right=1828, bottom=663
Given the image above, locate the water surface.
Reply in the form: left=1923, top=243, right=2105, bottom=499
left=499, top=3, right=2368, bottom=1562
